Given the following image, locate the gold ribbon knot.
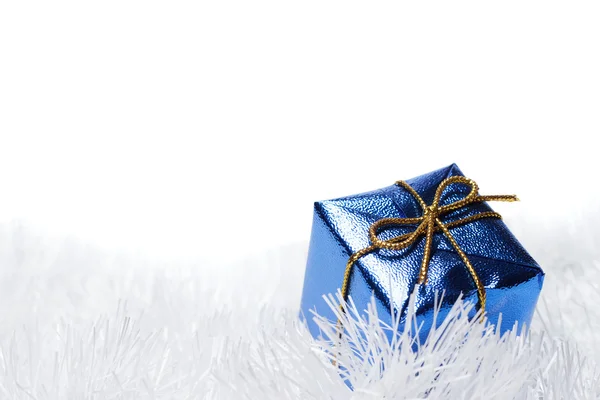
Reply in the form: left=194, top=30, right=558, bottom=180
left=339, top=176, right=518, bottom=319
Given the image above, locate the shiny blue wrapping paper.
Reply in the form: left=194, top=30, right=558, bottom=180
left=300, top=164, right=544, bottom=343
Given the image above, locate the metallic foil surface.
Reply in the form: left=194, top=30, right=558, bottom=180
left=300, top=164, right=544, bottom=342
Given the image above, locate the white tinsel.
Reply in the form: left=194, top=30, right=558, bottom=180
left=0, top=213, right=599, bottom=399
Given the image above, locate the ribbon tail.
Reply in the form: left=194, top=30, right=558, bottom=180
left=436, top=218, right=487, bottom=314
left=418, top=217, right=436, bottom=285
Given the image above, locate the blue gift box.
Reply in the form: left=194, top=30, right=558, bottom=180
left=300, top=164, right=544, bottom=343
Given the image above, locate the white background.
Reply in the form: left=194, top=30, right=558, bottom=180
left=1, top=1, right=598, bottom=266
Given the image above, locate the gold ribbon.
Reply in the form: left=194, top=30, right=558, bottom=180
left=337, top=176, right=518, bottom=333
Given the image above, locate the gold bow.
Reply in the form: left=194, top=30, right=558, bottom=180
left=339, top=176, right=518, bottom=322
